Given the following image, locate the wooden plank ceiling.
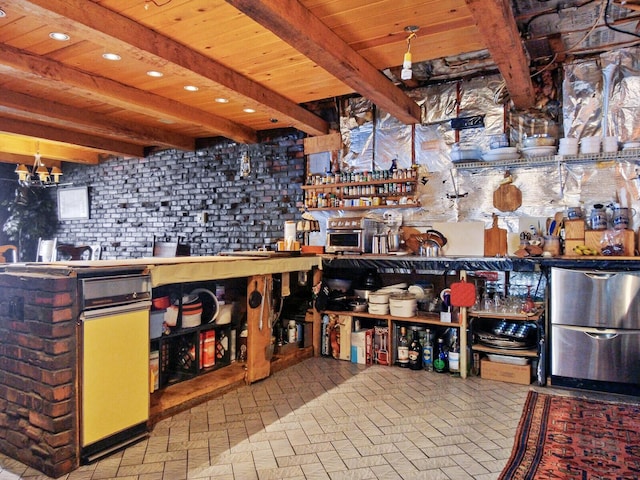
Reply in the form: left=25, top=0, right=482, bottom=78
left=0, top=0, right=628, bottom=167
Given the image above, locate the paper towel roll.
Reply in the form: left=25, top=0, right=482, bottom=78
left=284, top=221, right=296, bottom=250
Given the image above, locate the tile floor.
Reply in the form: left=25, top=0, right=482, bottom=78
left=0, top=357, right=582, bottom=480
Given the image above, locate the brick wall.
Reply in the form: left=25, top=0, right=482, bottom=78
left=55, top=132, right=306, bottom=259
left=0, top=270, right=78, bottom=477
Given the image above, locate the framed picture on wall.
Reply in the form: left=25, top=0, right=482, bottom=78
left=57, top=186, right=89, bottom=220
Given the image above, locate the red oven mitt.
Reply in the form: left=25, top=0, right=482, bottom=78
left=450, top=278, right=476, bottom=307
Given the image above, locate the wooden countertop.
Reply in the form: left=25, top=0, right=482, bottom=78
left=3, top=254, right=322, bottom=286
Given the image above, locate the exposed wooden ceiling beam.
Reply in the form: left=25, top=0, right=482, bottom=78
left=0, top=152, right=61, bottom=168
left=0, top=117, right=145, bottom=158
left=0, top=43, right=258, bottom=145
left=464, top=0, right=535, bottom=109
left=0, top=132, right=101, bottom=164
left=226, top=0, right=422, bottom=125
left=16, top=0, right=329, bottom=138
left=0, top=90, right=195, bottom=151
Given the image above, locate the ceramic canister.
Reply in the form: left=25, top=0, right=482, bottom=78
left=612, top=207, right=634, bottom=230
left=590, top=206, right=608, bottom=230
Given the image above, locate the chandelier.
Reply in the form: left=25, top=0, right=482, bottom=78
left=15, top=144, right=63, bottom=188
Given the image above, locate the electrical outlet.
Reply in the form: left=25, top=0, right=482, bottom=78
left=200, top=212, right=209, bottom=224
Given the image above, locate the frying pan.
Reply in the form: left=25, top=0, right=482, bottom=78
left=249, top=280, right=263, bottom=309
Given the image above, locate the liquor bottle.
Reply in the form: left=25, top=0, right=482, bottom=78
left=448, top=329, right=460, bottom=374
left=422, top=328, right=433, bottom=372
left=408, top=327, right=422, bottom=370
left=396, top=326, right=409, bottom=368
left=287, top=320, right=297, bottom=344
left=434, top=337, right=448, bottom=373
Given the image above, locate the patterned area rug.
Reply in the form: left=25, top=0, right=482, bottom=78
left=499, top=391, right=640, bottom=479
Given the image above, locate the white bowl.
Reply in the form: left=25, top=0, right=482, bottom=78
left=368, top=303, right=389, bottom=315
left=182, top=311, right=202, bottom=328
left=215, top=302, right=234, bottom=325
left=368, top=291, right=390, bottom=304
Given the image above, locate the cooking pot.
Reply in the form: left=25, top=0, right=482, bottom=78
left=389, top=293, right=417, bottom=317
left=420, top=239, right=442, bottom=257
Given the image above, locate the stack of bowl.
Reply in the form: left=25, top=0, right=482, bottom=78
left=368, top=290, right=390, bottom=315
left=558, top=137, right=579, bottom=156
left=179, top=294, right=203, bottom=328
left=580, top=136, right=601, bottom=154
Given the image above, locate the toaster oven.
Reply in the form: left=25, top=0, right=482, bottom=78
left=325, top=216, right=382, bottom=253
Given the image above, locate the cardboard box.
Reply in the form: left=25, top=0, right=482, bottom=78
left=351, top=329, right=371, bottom=365
left=373, top=326, right=390, bottom=366
left=480, top=358, right=531, bottom=385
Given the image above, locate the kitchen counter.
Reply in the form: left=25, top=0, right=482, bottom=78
left=321, top=254, right=640, bottom=273
left=0, top=254, right=322, bottom=477
left=4, top=254, right=322, bottom=286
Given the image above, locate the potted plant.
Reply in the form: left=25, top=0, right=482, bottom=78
left=2, top=186, right=58, bottom=261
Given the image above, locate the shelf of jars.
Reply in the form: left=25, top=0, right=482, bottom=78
left=452, top=149, right=640, bottom=170
left=302, top=168, right=419, bottom=210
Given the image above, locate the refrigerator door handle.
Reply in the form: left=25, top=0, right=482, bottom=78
left=555, top=324, right=638, bottom=337
left=583, top=272, right=615, bottom=280
left=584, top=332, right=618, bottom=340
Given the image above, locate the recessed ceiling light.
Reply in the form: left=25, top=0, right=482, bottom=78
left=243, top=108, right=256, bottom=113
left=184, top=85, right=199, bottom=91
left=147, top=70, right=164, bottom=77
left=49, top=32, right=70, bottom=41
left=102, top=52, right=121, bottom=61
left=215, top=97, right=229, bottom=103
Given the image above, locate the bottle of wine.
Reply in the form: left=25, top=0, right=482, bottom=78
left=396, top=326, right=409, bottom=368
left=434, top=337, right=448, bottom=373
left=422, top=328, right=433, bottom=372
left=408, top=327, right=422, bottom=370
left=448, top=329, right=460, bottom=374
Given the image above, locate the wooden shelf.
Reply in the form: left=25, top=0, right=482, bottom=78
left=306, top=203, right=420, bottom=211
left=302, top=178, right=417, bottom=190
left=322, top=310, right=461, bottom=328
left=469, top=310, right=543, bottom=321
left=471, top=343, right=537, bottom=357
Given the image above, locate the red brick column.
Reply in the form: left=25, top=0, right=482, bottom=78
left=0, top=270, right=79, bottom=477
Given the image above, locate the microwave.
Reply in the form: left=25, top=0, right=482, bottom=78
left=325, top=217, right=382, bottom=253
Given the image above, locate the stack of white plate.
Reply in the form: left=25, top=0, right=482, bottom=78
left=521, top=145, right=556, bottom=157
left=482, top=147, right=520, bottom=162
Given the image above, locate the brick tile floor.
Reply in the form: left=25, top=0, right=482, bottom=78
left=0, top=356, right=611, bottom=480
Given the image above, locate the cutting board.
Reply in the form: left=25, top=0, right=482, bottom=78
left=493, top=183, right=522, bottom=212
left=430, top=222, right=485, bottom=256
left=484, top=214, right=507, bottom=257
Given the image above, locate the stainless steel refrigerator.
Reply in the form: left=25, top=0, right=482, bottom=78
left=550, top=267, right=640, bottom=396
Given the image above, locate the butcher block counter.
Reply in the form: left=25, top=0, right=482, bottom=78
left=3, top=253, right=322, bottom=285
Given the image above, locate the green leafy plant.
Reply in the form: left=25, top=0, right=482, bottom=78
left=2, top=186, right=58, bottom=261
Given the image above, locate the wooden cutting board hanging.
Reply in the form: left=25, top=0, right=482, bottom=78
left=484, top=213, right=508, bottom=257
left=493, top=171, right=522, bottom=212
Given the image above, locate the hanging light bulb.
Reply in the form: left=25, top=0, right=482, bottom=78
left=50, top=166, right=63, bottom=183
left=15, top=164, right=29, bottom=182
left=401, top=26, right=419, bottom=81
